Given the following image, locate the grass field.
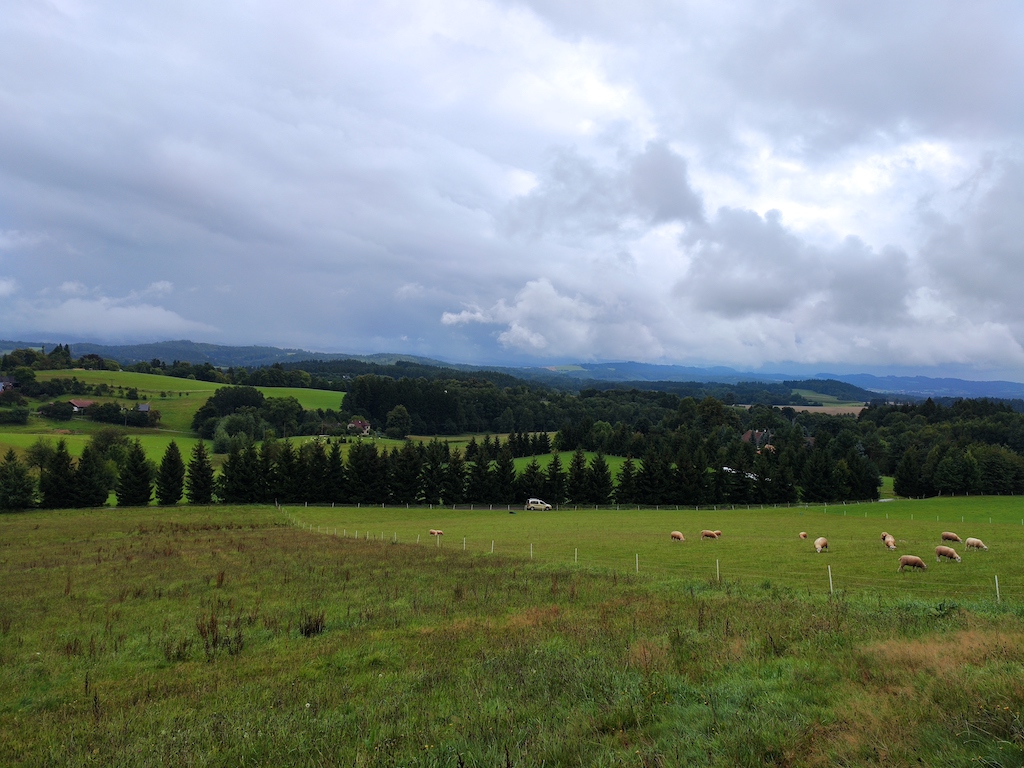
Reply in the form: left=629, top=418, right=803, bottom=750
left=33, top=370, right=345, bottom=428
left=790, top=388, right=867, bottom=407
left=291, top=495, right=1024, bottom=604
left=3, top=498, right=1022, bottom=765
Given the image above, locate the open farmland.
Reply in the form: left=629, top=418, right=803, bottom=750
left=291, top=495, right=1024, bottom=604
left=2, top=498, right=1023, bottom=766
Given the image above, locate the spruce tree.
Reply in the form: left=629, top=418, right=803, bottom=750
left=301, top=440, right=330, bottom=504
left=156, top=441, right=186, bottom=506
left=419, top=440, right=448, bottom=505
left=614, top=456, right=638, bottom=504
left=441, top=448, right=466, bottom=505
left=185, top=441, right=215, bottom=505
left=0, top=448, right=35, bottom=511
left=543, top=452, right=566, bottom=505
left=390, top=441, right=423, bottom=504
left=516, top=457, right=544, bottom=501
left=218, top=444, right=258, bottom=504
left=326, top=440, right=348, bottom=503
left=466, top=456, right=494, bottom=503
left=75, top=444, right=110, bottom=507
left=116, top=439, right=154, bottom=507
left=587, top=453, right=614, bottom=506
left=40, top=439, right=77, bottom=509
left=493, top=446, right=517, bottom=503
left=566, top=447, right=589, bottom=504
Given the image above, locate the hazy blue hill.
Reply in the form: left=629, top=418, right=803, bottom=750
left=66, top=340, right=455, bottom=369
left=13, top=337, right=1024, bottom=401
left=823, top=373, right=1024, bottom=400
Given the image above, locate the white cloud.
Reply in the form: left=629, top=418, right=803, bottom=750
left=0, top=278, right=17, bottom=298
left=58, top=281, right=88, bottom=295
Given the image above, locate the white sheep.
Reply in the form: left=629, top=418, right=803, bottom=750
left=814, top=537, right=828, bottom=553
left=670, top=531, right=685, bottom=541
left=965, top=537, right=988, bottom=551
left=941, top=531, right=962, bottom=543
left=881, top=532, right=896, bottom=550
left=428, top=529, right=444, bottom=537
left=798, top=531, right=807, bottom=539
left=898, top=555, right=927, bottom=572
left=700, top=530, right=719, bottom=540
left=935, top=545, right=961, bottom=563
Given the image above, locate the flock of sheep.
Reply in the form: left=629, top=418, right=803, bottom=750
left=667, top=527, right=990, bottom=573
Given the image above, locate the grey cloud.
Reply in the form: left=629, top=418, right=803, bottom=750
left=1, top=0, right=1022, bottom=373
left=677, top=208, right=912, bottom=326
left=677, top=208, right=819, bottom=317
left=502, top=142, right=702, bottom=238
left=921, top=160, right=1024, bottom=319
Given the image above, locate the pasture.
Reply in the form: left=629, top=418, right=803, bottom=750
left=290, top=495, right=1024, bottom=604
left=2, top=497, right=1023, bottom=766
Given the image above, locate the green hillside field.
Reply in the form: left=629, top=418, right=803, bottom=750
left=1, top=496, right=1022, bottom=765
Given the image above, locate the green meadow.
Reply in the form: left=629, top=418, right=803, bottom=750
left=290, top=495, right=1024, bottom=604
left=2, top=371, right=346, bottom=461
left=3, top=497, right=1023, bottom=766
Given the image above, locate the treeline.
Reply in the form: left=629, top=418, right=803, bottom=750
left=0, top=432, right=214, bottom=511
left=190, top=386, right=346, bottom=445
left=191, top=425, right=879, bottom=507
left=861, top=398, right=1024, bottom=497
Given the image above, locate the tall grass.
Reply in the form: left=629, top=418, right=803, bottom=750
left=1, top=503, right=1022, bottom=766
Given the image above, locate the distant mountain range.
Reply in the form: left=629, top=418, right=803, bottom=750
left=5, top=339, right=1024, bottom=401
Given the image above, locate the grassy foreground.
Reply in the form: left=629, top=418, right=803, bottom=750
left=2, top=503, right=1023, bottom=766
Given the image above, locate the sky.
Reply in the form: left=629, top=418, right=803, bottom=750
left=3, top=1, right=1024, bottom=377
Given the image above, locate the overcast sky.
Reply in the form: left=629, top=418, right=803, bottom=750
left=3, top=1, right=1024, bottom=376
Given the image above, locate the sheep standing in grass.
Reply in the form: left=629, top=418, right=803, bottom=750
left=881, top=532, right=896, bottom=550
left=814, top=537, right=828, bottom=553
left=935, top=545, right=961, bottom=563
left=670, top=531, right=685, bottom=541
left=898, top=555, right=927, bottom=572
left=965, top=537, right=988, bottom=551
left=941, top=532, right=962, bottom=543
left=429, top=529, right=443, bottom=537
left=700, top=530, right=719, bottom=540
left=799, top=532, right=807, bottom=539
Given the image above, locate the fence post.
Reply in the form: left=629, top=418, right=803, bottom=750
left=828, top=565, right=833, bottom=595
left=636, top=554, right=639, bottom=573
left=716, top=559, right=720, bottom=583
left=995, top=575, right=1001, bottom=604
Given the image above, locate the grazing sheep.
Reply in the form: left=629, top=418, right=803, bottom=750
left=935, top=545, right=961, bottom=563
left=700, top=530, right=719, bottom=540
left=941, top=531, right=962, bottom=543
left=965, top=537, right=988, bottom=551
left=898, top=555, right=927, bottom=572
left=428, top=529, right=443, bottom=537
left=670, top=531, right=685, bottom=541
left=814, top=537, right=828, bottom=553
left=882, top=533, right=897, bottom=550
left=799, top=531, right=808, bottom=539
